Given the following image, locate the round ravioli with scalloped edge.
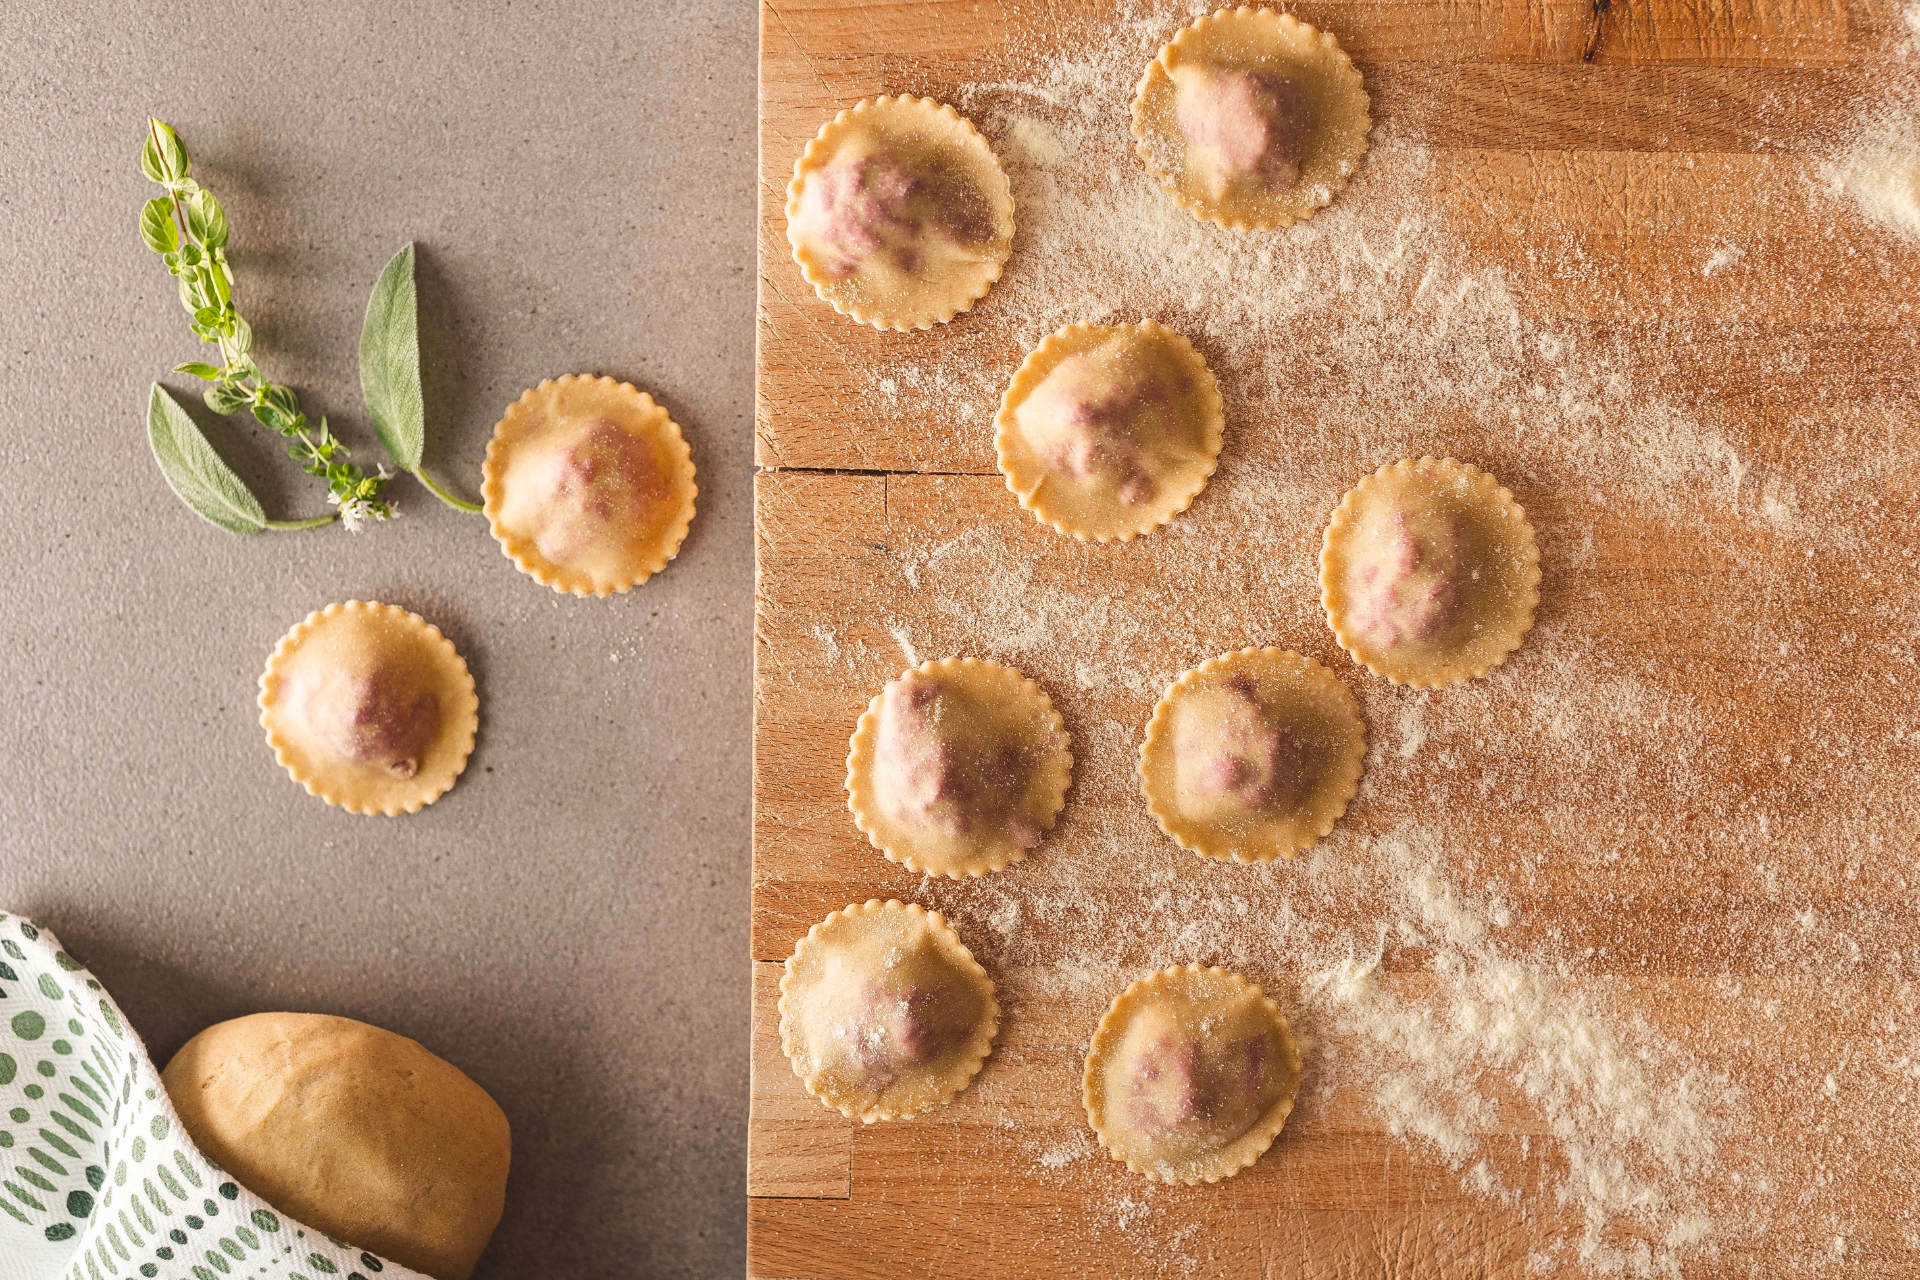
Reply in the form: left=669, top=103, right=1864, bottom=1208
left=996, top=320, right=1224, bottom=542
left=1132, top=7, right=1370, bottom=231
left=1139, top=647, right=1365, bottom=863
left=482, top=374, right=697, bottom=597
left=1084, top=964, right=1302, bottom=1184
left=779, top=899, right=1000, bottom=1123
left=259, top=600, right=479, bottom=816
left=786, top=96, right=1015, bottom=331
left=1321, top=456, right=1541, bottom=688
left=846, top=657, right=1072, bottom=878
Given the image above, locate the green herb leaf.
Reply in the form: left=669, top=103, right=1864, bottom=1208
left=253, top=399, right=291, bottom=431
left=261, top=383, right=298, bottom=418
left=203, top=382, right=249, bottom=415
left=138, top=120, right=392, bottom=530
left=146, top=384, right=265, bottom=535
left=358, top=243, right=425, bottom=471
left=196, top=190, right=229, bottom=250
left=139, top=127, right=168, bottom=184
left=139, top=198, right=177, bottom=254
left=143, top=120, right=188, bottom=184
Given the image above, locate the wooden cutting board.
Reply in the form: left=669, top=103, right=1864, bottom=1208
left=750, top=0, right=1920, bottom=1275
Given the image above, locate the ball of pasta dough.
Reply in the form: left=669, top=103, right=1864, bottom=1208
left=161, top=1012, right=510, bottom=1280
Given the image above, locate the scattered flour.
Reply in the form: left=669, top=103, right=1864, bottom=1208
left=1395, top=698, right=1428, bottom=759
left=1309, top=850, right=1721, bottom=1276
left=782, top=2, right=1920, bottom=1274
left=1826, top=4, right=1920, bottom=240
left=1701, top=242, right=1747, bottom=277
left=810, top=623, right=841, bottom=666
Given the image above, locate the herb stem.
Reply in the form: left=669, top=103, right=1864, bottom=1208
left=413, top=467, right=484, bottom=512
left=263, top=514, right=338, bottom=530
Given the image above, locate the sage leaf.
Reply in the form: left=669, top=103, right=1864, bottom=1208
left=147, top=384, right=265, bottom=535
left=359, top=242, right=424, bottom=472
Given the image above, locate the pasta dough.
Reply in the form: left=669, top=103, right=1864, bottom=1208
left=1132, top=7, right=1370, bottom=230
left=1083, top=965, right=1301, bottom=1184
left=996, top=320, right=1224, bottom=542
left=779, top=900, right=999, bottom=1123
left=482, top=374, right=697, bottom=596
left=162, top=1012, right=510, bottom=1280
left=1321, top=457, right=1541, bottom=687
left=846, top=657, right=1072, bottom=877
left=258, top=600, right=478, bottom=815
left=787, top=96, right=1014, bottom=330
left=1139, top=647, right=1365, bottom=862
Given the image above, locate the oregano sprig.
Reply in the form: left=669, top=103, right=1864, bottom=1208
left=138, top=118, right=392, bottom=531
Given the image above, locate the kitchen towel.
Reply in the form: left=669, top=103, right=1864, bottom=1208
left=0, top=912, right=426, bottom=1280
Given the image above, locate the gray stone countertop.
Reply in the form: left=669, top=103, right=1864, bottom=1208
left=0, top=2, right=756, bottom=1275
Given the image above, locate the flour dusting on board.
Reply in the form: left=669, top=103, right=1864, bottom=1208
left=789, top=2, right=1920, bottom=1275
left=1827, top=5, right=1920, bottom=240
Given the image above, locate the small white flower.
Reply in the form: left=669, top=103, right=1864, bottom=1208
left=329, top=486, right=395, bottom=532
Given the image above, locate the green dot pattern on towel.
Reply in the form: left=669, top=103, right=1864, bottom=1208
left=12, top=1011, right=45, bottom=1040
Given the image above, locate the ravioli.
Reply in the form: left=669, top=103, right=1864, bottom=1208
left=1321, top=457, right=1541, bottom=687
left=482, top=374, right=697, bottom=596
left=847, top=658, right=1072, bottom=878
left=1084, top=964, right=1302, bottom=1184
left=1132, top=8, right=1371, bottom=230
left=1140, top=647, right=1365, bottom=861
left=259, top=600, right=478, bottom=815
left=780, top=900, right=999, bottom=1123
left=787, top=96, right=1014, bottom=330
left=996, top=320, right=1223, bottom=542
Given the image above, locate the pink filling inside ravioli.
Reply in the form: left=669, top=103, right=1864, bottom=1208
left=1347, top=512, right=1467, bottom=650
left=1119, top=1011, right=1273, bottom=1145
left=302, top=666, right=440, bottom=779
left=873, top=671, right=1042, bottom=850
left=525, top=418, right=665, bottom=565
left=1022, top=351, right=1197, bottom=507
left=1172, top=675, right=1307, bottom=817
left=836, top=976, right=975, bottom=1084
left=1176, top=68, right=1313, bottom=192
left=802, top=151, right=993, bottom=278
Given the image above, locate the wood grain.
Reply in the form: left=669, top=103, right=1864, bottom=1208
left=753, top=0, right=1920, bottom=1275
left=749, top=962, right=854, bottom=1199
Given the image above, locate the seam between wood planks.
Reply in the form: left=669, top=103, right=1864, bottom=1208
left=756, top=465, right=997, bottom=477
